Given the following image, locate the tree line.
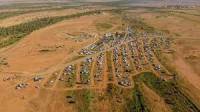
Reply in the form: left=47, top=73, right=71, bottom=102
left=0, top=10, right=101, bottom=48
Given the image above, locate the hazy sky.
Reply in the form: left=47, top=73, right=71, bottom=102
left=0, top=0, right=199, bottom=5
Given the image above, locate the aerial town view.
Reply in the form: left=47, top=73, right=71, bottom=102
left=0, top=0, right=200, bottom=112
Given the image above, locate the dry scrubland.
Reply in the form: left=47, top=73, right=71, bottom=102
left=0, top=5, right=115, bottom=27
left=0, top=9, right=87, bottom=27
left=0, top=4, right=200, bottom=112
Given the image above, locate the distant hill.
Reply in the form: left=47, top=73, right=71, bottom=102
left=0, top=0, right=199, bottom=6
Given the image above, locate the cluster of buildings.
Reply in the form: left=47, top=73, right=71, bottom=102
left=94, top=53, right=105, bottom=83
left=13, top=27, right=172, bottom=90
left=59, top=65, right=76, bottom=87
left=79, top=58, right=93, bottom=84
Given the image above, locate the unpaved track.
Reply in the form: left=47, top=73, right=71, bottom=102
left=75, top=63, right=81, bottom=84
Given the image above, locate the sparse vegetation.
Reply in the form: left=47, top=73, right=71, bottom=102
left=106, top=83, right=148, bottom=112
left=39, top=49, right=54, bottom=52
left=0, top=10, right=101, bottom=48
left=137, top=72, right=200, bottom=112
left=126, top=84, right=149, bottom=112
left=125, top=16, right=156, bottom=33
left=75, top=89, right=94, bottom=112
left=154, top=49, right=178, bottom=76
left=0, top=57, right=8, bottom=66
left=96, top=22, right=113, bottom=31
left=0, top=11, right=24, bottom=20
left=0, top=5, right=79, bottom=20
